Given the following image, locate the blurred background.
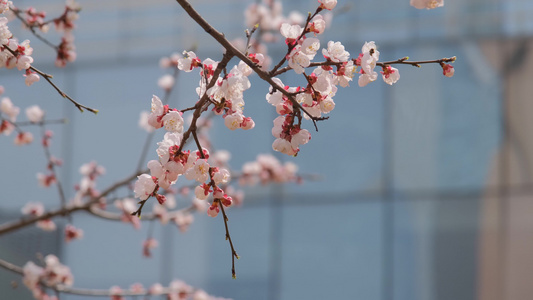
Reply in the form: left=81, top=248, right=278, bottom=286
left=1, top=0, right=533, bottom=299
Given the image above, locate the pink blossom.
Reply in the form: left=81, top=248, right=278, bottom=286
left=1, top=97, right=20, bottom=121
left=185, top=159, right=210, bottom=183
left=224, top=112, right=244, bottom=130
left=143, top=238, right=158, bottom=257
left=55, top=33, right=77, bottom=67
left=213, top=186, right=224, bottom=199
left=148, top=95, right=164, bottom=129
left=301, top=38, right=320, bottom=57
left=0, top=1, right=12, bottom=14
left=0, top=119, right=14, bottom=135
left=381, top=66, right=400, bottom=85
left=220, top=194, right=233, bottom=207
left=335, top=60, right=357, bottom=87
left=129, top=283, right=145, bottom=294
left=162, top=110, right=184, bottom=133
left=241, top=116, right=255, bottom=130
left=195, top=183, right=211, bottom=200
left=360, top=41, right=380, bottom=79
left=272, top=138, right=297, bottom=156
left=109, top=286, right=125, bottom=300
left=21, top=202, right=44, bottom=216
left=64, top=224, right=84, bottom=242
left=410, top=0, right=444, bottom=9
left=212, top=168, right=230, bottom=185
left=155, top=193, right=166, bottom=205
left=290, top=129, right=311, bottom=149
left=138, top=111, right=155, bottom=133
left=114, top=198, right=141, bottom=229
left=192, top=198, right=209, bottom=212
left=322, top=41, right=349, bottom=62
left=158, top=74, right=175, bottom=91
left=207, top=202, right=219, bottom=217
left=147, top=159, right=180, bottom=190
left=309, top=15, right=326, bottom=35
left=174, top=211, right=194, bottom=232
left=358, top=69, right=378, bottom=87
left=149, top=283, right=164, bottom=295
left=442, top=63, right=454, bottom=77
left=280, top=23, right=302, bottom=44
left=14, top=132, right=33, bottom=145
left=169, top=280, right=192, bottom=299
left=178, top=51, right=201, bottom=72
left=152, top=202, right=169, bottom=224
left=37, top=219, right=57, bottom=231
left=193, top=290, right=210, bottom=300
left=134, top=174, right=157, bottom=200
left=156, top=132, right=182, bottom=163
left=0, top=17, right=11, bottom=46
left=16, top=55, right=33, bottom=70
left=24, top=71, right=40, bottom=86
left=287, top=47, right=311, bottom=74
left=318, top=0, right=337, bottom=10
left=22, top=261, right=43, bottom=290
left=42, top=255, right=74, bottom=286
left=25, top=105, right=44, bottom=123
left=318, top=97, right=334, bottom=113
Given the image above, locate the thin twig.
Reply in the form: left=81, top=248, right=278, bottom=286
left=90, top=204, right=195, bottom=222
left=377, top=56, right=457, bottom=68
left=15, top=119, right=68, bottom=127
left=244, top=24, right=259, bottom=56
left=30, top=66, right=99, bottom=114
left=218, top=200, right=239, bottom=279
left=39, top=124, right=70, bottom=222
left=272, top=56, right=457, bottom=76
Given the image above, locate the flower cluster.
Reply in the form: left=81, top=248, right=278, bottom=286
left=12, top=0, right=80, bottom=67
left=147, top=95, right=184, bottom=133
left=240, top=154, right=300, bottom=185
left=71, top=161, right=106, bottom=205
left=206, top=56, right=257, bottom=131
left=109, top=280, right=230, bottom=300
left=0, top=1, right=12, bottom=15
left=19, top=7, right=48, bottom=32
left=0, top=95, right=18, bottom=136
left=242, top=0, right=314, bottom=69
left=20, top=202, right=57, bottom=231
left=23, top=255, right=73, bottom=299
left=0, top=16, right=39, bottom=85
left=0, top=91, right=42, bottom=144
left=52, top=0, right=80, bottom=67
left=134, top=123, right=233, bottom=218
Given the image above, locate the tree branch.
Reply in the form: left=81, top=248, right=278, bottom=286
left=0, top=258, right=189, bottom=297
left=0, top=170, right=145, bottom=235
